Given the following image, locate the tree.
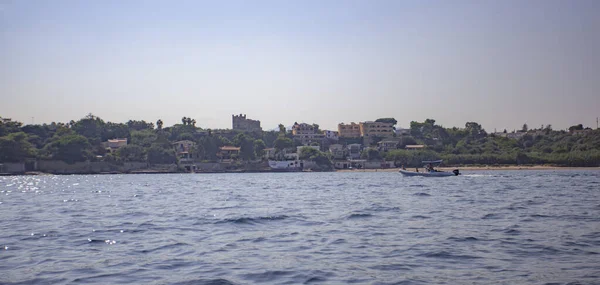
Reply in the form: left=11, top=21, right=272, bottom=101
left=273, top=137, right=293, bottom=151
left=298, top=146, right=319, bottom=160
left=182, top=117, right=188, bottom=125
left=254, top=139, right=267, bottom=158
left=0, top=118, right=23, bottom=137
left=147, top=143, right=177, bottom=164
left=0, top=132, right=36, bottom=162
left=71, top=114, right=106, bottom=143
left=399, top=136, right=417, bottom=148
left=156, top=119, right=163, bottom=130
left=465, top=122, right=487, bottom=138
left=568, top=124, right=584, bottom=132
left=312, top=124, right=320, bottom=133
left=127, top=120, right=154, bottom=131
left=198, top=136, right=219, bottom=161
left=104, top=122, right=129, bottom=140
left=233, top=133, right=256, bottom=160
left=21, top=124, right=51, bottom=148
left=278, top=124, right=286, bottom=135
left=298, top=147, right=332, bottom=170
left=361, top=148, right=382, bottom=161
left=375, top=118, right=398, bottom=125
left=44, top=134, right=92, bottom=164
left=522, top=123, right=529, bottom=132
left=117, top=145, right=145, bottom=162
left=130, top=129, right=157, bottom=148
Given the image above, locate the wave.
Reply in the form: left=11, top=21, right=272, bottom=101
left=418, top=250, right=481, bottom=260
left=171, top=279, right=239, bottom=285
left=482, top=213, right=502, bottom=219
left=365, top=205, right=401, bottom=212
left=447, top=236, right=479, bottom=242
left=216, top=215, right=289, bottom=225
left=346, top=213, right=373, bottom=219
left=369, top=264, right=413, bottom=271
left=241, top=270, right=294, bottom=283
left=410, top=215, right=431, bottom=219
left=139, top=242, right=189, bottom=254
left=87, top=239, right=117, bottom=245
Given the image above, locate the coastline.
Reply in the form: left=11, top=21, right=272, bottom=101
left=335, top=166, right=600, bottom=172
left=2, top=165, right=599, bottom=176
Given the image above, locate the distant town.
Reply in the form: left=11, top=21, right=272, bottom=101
left=0, top=114, right=598, bottom=174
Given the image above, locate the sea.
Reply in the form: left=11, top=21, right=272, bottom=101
left=1, top=170, right=599, bottom=285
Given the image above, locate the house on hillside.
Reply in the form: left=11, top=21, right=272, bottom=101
left=218, top=146, right=241, bottom=160
left=292, top=122, right=326, bottom=147
left=359, top=121, right=395, bottom=138
left=263, top=148, right=276, bottom=160
left=378, top=140, right=399, bottom=152
left=329, top=144, right=346, bottom=160
left=347, top=143, right=362, bottom=159
left=338, top=122, right=361, bottom=138
left=104, top=138, right=128, bottom=153
left=172, top=140, right=196, bottom=163
left=323, top=130, right=339, bottom=141
left=405, top=144, right=425, bottom=150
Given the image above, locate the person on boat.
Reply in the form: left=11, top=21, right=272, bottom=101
left=427, top=163, right=434, bottom=172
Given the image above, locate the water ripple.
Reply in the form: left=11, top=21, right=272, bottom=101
left=0, top=170, right=599, bottom=284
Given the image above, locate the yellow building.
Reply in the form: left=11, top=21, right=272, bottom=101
left=338, top=122, right=361, bottom=138
left=359, top=121, right=394, bottom=137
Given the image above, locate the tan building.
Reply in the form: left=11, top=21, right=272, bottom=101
left=104, top=138, right=128, bottom=153
left=338, top=122, right=361, bottom=138
left=359, top=121, right=394, bottom=137
left=232, top=114, right=262, bottom=132
left=218, top=146, right=241, bottom=159
left=405, top=144, right=425, bottom=150
left=292, top=123, right=326, bottom=147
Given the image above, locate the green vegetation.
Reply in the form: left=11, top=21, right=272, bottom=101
left=0, top=115, right=598, bottom=168
left=375, top=118, right=398, bottom=125
left=385, top=119, right=600, bottom=167
left=298, top=146, right=333, bottom=170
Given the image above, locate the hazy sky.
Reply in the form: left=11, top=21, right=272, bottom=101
left=1, top=0, right=599, bottom=132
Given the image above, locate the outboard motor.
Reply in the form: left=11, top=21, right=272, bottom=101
left=452, top=169, right=460, bottom=176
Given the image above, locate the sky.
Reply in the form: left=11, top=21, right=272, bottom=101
left=1, top=0, right=599, bottom=132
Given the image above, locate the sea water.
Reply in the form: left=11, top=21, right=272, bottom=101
left=1, top=170, right=599, bottom=284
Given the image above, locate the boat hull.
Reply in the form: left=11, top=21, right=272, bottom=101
left=399, top=169, right=459, bottom=177
left=268, top=160, right=301, bottom=172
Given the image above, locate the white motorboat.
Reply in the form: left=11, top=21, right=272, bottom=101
left=399, top=160, right=460, bottom=177
left=268, top=160, right=302, bottom=171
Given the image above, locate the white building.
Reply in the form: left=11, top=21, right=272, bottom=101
left=323, top=130, right=339, bottom=140
left=347, top=143, right=362, bottom=159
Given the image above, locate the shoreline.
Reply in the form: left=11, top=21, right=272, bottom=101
left=335, top=166, right=600, bottom=172
left=2, top=165, right=599, bottom=176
